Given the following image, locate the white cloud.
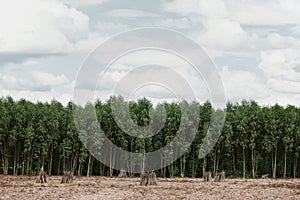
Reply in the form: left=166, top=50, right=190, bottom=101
left=32, top=72, right=69, bottom=88
left=22, top=59, right=41, bottom=66
left=0, top=86, right=73, bottom=105
left=291, top=25, right=300, bottom=36
left=0, top=0, right=89, bottom=54
left=95, top=22, right=129, bottom=34
left=219, top=63, right=300, bottom=105
left=163, top=1, right=256, bottom=55
left=74, top=32, right=108, bottom=52
left=163, top=0, right=228, bottom=18
left=0, top=72, right=74, bottom=105
left=220, top=66, right=267, bottom=100
left=103, top=9, right=160, bottom=18
left=1, top=0, right=300, bottom=106
left=156, top=17, right=192, bottom=29
left=264, top=33, right=300, bottom=49
left=0, top=72, right=69, bottom=91
left=163, top=0, right=300, bottom=55
left=226, top=0, right=300, bottom=25
left=164, top=0, right=300, bottom=25
left=197, top=18, right=255, bottom=51
left=62, top=0, right=108, bottom=7
left=258, top=49, right=300, bottom=93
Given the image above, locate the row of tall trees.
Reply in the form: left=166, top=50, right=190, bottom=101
left=0, top=96, right=299, bottom=178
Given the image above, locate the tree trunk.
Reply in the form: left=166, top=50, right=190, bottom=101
left=271, top=152, right=274, bottom=175
left=26, top=151, right=30, bottom=175
left=87, top=153, right=92, bottom=177
left=49, top=144, right=53, bottom=176
left=283, top=147, right=287, bottom=178
left=213, top=148, right=217, bottom=175
left=202, top=156, right=207, bottom=176
left=100, top=162, right=105, bottom=176
left=21, top=160, right=25, bottom=175
left=293, top=154, right=297, bottom=178
left=142, top=138, right=146, bottom=173
left=13, top=143, right=17, bottom=175
left=183, top=155, right=186, bottom=177
left=243, top=146, right=246, bottom=179
left=1, top=144, right=4, bottom=174
left=272, top=147, right=277, bottom=178
left=232, top=147, right=236, bottom=176
left=4, top=156, right=8, bottom=175
left=293, top=155, right=297, bottom=178
left=160, top=157, right=163, bottom=177
left=63, top=157, right=66, bottom=172
left=2, top=142, right=9, bottom=175
left=191, top=144, right=196, bottom=178
left=29, top=148, right=33, bottom=175
left=17, top=141, right=20, bottom=174
left=130, top=140, right=133, bottom=177
left=180, top=155, right=185, bottom=177
left=109, top=145, right=113, bottom=176
left=193, top=161, right=197, bottom=178
left=71, top=155, right=77, bottom=175
left=251, top=146, right=255, bottom=178
left=78, top=163, right=81, bottom=176
left=216, top=151, right=221, bottom=174
left=160, top=156, right=166, bottom=178
left=57, top=157, right=61, bottom=175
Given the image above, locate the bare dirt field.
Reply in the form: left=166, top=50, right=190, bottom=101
left=0, top=175, right=299, bottom=200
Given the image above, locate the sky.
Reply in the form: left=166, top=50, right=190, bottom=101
left=1, top=0, right=300, bottom=106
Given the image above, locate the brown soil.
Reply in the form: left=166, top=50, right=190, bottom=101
left=0, top=175, right=299, bottom=199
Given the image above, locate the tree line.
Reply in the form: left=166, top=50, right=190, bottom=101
left=0, top=96, right=299, bottom=178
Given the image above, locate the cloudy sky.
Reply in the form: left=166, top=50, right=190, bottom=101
left=1, top=0, right=300, bottom=106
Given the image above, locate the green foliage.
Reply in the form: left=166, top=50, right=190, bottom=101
left=0, top=96, right=299, bottom=178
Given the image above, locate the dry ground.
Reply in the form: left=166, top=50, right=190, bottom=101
left=0, top=175, right=299, bottom=199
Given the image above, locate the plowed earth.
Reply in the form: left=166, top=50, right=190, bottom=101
left=0, top=175, right=299, bottom=199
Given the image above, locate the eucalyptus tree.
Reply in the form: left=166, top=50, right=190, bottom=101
left=270, top=104, right=285, bottom=178
left=0, top=97, right=10, bottom=175
left=133, top=97, right=153, bottom=173
left=209, top=108, right=227, bottom=176
left=11, top=99, right=31, bottom=175
left=175, top=101, right=200, bottom=177
left=165, top=102, right=181, bottom=177
left=180, top=101, right=201, bottom=178
left=1, top=97, right=19, bottom=175
left=292, top=107, right=300, bottom=178
left=220, top=108, right=233, bottom=175
left=246, top=101, right=262, bottom=178
left=45, top=100, right=64, bottom=175
left=234, top=101, right=249, bottom=178
left=198, top=101, right=212, bottom=176
left=262, top=104, right=284, bottom=178
left=100, top=97, right=119, bottom=176
left=150, top=103, right=168, bottom=177
left=224, top=102, right=236, bottom=176
left=32, top=102, right=53, bottom=171
left=282, top=105, right=297, bottom=178
left=1, top=95, right=300, bottom=178
left=82, top=102, right=104, bottom=177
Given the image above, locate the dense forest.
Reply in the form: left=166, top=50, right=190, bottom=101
left=0, top=96, right=299, bottom=178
